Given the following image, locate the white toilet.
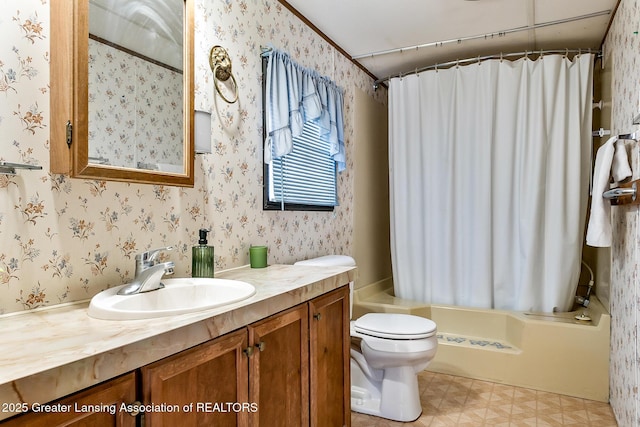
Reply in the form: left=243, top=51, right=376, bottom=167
left=294, top=255, right=438, bottom=422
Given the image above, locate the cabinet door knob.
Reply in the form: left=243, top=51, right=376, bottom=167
left=313, top=313, right=322, bottom=321
left=125, top=401, right=143, bottom=417
left=255, top=341, right=266, bottom=352
left=243, top=346, right=254, bottom=357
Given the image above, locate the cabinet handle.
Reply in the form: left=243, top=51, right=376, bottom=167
left=255, top=341, right=266, bottom=352
left=125, top=401, right=143, bottom=417
left=313, top=313, right=322, bottom=321
left=243, top=346, right=254, bottom=357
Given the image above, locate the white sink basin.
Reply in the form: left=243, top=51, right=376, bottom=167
left=88, top=278, right=256, bottom=320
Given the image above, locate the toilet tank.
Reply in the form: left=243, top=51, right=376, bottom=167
left=294, top=255, right=356, bottom=318
left=294, top=255, right=356, bottom=268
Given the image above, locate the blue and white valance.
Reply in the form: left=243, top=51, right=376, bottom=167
left=263, top=48, right=346, bottom=172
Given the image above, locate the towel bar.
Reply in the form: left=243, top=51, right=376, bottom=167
left=605, top=181, right=639, bottom=205
left=0, top=161, right=42, bottom=176
left=618, top=131, right=638, bottom=141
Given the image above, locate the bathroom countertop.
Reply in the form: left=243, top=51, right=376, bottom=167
left=0, top=264, right=355, bottom=420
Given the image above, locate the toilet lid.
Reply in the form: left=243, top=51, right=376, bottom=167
left=354, top=313, right=437, bottom=339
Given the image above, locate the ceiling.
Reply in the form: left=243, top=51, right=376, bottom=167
left=284, top=0, right=619, bottom=83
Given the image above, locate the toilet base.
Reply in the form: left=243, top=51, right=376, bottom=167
left=351, top=385, right=382, bottom=417
left=350, top=356, right=423, bottom=422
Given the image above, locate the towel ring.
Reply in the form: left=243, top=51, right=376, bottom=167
left=209, top=45, right=239, bottom=104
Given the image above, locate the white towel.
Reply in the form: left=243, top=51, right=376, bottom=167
left=612, top=139, right=632, bottom=182
left=586, top=136, right=632, bottom=247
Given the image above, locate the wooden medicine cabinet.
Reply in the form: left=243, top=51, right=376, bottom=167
left=50, top=0, right=195, bottom=187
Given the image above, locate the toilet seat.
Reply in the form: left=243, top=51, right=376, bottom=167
left=353, top=313, right=437, bottom=340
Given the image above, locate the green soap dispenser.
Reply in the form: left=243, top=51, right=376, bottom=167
left=192, top=228, right=214, bottom=278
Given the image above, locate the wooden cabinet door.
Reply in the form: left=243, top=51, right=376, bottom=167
left=308, top=286, right=350, bottom=427
left=0, top=373, right=137, bottom=427
left=140, top=328, right=249, bottom=427
left=248, top=304, right=309, bottom=427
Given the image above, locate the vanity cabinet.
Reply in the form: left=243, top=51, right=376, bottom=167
left=249, top=304, right=309, bottom=426
left=142, top=288, right=349, bottom=427
left=141, top=304, right=311, bottom=427
left=141, top=328, right=249, bottom=426
left=0, top=373, right=137, bottom=427
left=1, top=285, right=350, bottom=427
left=309, top=286, right=351, bottom=427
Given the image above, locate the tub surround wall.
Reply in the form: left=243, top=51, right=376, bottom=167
left=352, top=87, right=391, bottom=290
left=602, top=0, right=640, bottom=425
left=0, top=265, right=355, bottom=421
left=0, top=0, right=385, bottom=315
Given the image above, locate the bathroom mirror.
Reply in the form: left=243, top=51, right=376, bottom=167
left=50, top=0, right=194, bottom=186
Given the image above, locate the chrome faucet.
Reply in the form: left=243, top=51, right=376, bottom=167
left=118, top=246, right=175, bottom=295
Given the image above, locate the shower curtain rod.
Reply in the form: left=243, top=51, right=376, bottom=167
left=356, top=10, right=610, bottom=61
left=373, top=49, right=601, bottom=90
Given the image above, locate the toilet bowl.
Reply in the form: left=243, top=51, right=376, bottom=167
left=294, top=255, right=438, bottom=422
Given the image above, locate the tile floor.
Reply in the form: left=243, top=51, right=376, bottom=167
left=351, top=371, right=617, bottom=426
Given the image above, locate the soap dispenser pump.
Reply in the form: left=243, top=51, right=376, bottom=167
left=192, top=228, right=214, bottom=278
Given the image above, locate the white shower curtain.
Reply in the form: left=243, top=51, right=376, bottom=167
left=389, top=54, right=593, bottom=312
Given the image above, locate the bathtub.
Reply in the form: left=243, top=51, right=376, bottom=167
left=352, top=279, right=610, bottom=402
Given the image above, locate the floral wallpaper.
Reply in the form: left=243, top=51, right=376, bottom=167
left=88, top=39, right=184, bottom=169
left=0, top=0, right=386, bottom=315
left=1, top=1, right=638, bottom=424
left=603, top=0, right=640, bottom=425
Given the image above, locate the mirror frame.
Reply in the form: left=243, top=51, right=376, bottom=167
left=50, top=0, right=195, bottom=187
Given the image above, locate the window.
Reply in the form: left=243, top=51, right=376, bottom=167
left=267, top=121, right=337, bottom=209
left=261, top=50, right=345, bottom=211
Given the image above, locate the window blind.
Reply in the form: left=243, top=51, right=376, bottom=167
left=268, top=122, right=337, bottom=207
